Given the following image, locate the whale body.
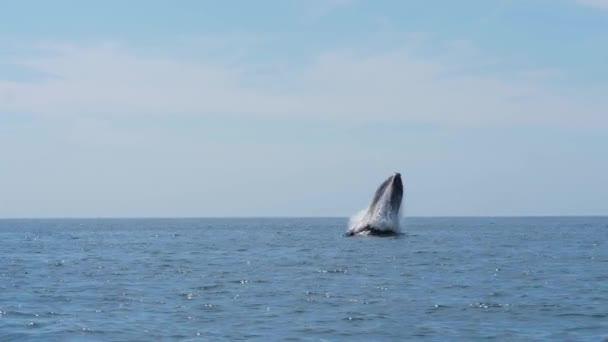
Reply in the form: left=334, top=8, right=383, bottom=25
left=345, top=173, right=404, bottom=236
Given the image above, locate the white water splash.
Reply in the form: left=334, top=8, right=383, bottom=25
left=347, top=184, right=402, bottom=235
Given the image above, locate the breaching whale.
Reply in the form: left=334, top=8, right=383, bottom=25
left=345, top=172, right=404, bottom=236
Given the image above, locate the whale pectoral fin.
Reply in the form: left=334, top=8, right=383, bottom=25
left=344, top=225, right=370, bottom=237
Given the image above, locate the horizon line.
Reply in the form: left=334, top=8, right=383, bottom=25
left=1, top=215, right=607, bottom=220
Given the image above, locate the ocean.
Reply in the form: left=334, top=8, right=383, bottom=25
left=0, top=217, right=606, bottom=341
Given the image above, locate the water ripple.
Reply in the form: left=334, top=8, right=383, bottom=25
left=0, top=217, right=606, bottom=340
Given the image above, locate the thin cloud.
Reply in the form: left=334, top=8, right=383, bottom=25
left=1, top=41, right=606, bottom=129
left=576, top=0, right=608, bottom=9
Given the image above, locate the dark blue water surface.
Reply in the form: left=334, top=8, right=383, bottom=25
left=0, top=217, right=607, bottom=341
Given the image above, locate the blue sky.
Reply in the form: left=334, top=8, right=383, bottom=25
left=1, top=0, right=607, bottom=217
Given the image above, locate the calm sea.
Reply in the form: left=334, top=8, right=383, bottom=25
left=0, top=217, right=606, bottom=341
